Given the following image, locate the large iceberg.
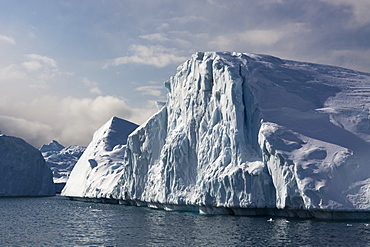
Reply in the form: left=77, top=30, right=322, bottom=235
left=64, top=52, right=370, bottom=219
left=62, top=117, right=138, bottom=199
left=40, top=140, right=86, bottom=192
left=0, top=134, right=55, bottom=196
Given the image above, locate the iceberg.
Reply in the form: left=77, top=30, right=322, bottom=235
left=62, top=116, right=138, bottom=200
left=40, top=140, right=86, bottom=192
left=63, top=52, right=370, bottom=219
left=40, top=140, right=65, bottom=153
left=0, top=134, right=55, bottom=196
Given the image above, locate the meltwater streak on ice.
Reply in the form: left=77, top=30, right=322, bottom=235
left=0, top=196, right=370, bottom=246
left=63, top=52, right=370, bottom=218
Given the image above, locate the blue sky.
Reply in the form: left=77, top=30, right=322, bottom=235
left=0, top=0, right=369, bottom=147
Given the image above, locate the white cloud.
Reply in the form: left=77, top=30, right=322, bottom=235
left=139, top=33, right=169, bottom=42
left=0, top=52, right=158, bottom=147
left=135, top=85, right=163, bottom=97
left=140, top=31, right=200, bottom=49
left=259, top=0, right=285, bottom=5
left=0, top=64, right=27, bottom=80
left=241, top=30, right=283, bottom=46
left=82, top=77, right=103, bottom=95
left=0, top=115, right=53, bottom=147
left=56, top=96, right=132, bottom=145
left=0, top=95, right=157, bottom=147
left=0, top=35, right=16, bottom=45
left=0, top=54, right=70, bottom=90
left=22, top=60, right=43, bottom=72
left=2, top=0, right=369, bottom=149
left=104, top=45, right=188, bottom=68
left=157, top=23, right=170, bottom=31
left=209, top=29, right=284, bottom=51
left=22, top=54, right=60, bottom=81
left=208, top=23, right=310, bottom=51
left=206, top=0, right=228, bottom=8
left=90, top=87, right=103, bottom=95
left=308, top=49, right=370, bottom=73
left=171, top=16, right=207, bottom=24
left=25, top=54, right=58, bottom=68
left=320, top=0, right=370, bottom=26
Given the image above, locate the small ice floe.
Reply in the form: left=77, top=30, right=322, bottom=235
left=364, top=223, right=369, bottom=226
left=346, top=224, right=353, bottom=227
left=267, top=218, right=274, bottom=222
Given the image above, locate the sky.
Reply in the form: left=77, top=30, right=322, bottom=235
left=0, top=0, right=369, bottom=148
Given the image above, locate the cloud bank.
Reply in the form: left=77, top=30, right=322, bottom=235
left=0, top=95, right=156, bottom=148
left=1, top=0, right=370, bottom=148
left=0, top=52, right=158, bottom=147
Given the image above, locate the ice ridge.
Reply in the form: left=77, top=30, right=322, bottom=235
left=62, top=116, right=138, bottom=198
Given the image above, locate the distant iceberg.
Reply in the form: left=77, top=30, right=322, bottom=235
left=63, top=52, right=370, bottom=219
left=0, top=134, right=55, bottom=196
left=40, top=140, right=86, bottom=193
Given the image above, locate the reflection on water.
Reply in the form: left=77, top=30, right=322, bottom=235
left=0, top=196, right=369, bottom=246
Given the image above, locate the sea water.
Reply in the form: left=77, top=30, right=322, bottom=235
left=0, top=196, right=369, bottom=246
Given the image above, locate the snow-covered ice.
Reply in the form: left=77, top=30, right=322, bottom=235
left=40, top=140, right=86, bottom=192
left=40, top=140, right=65, bottom=153
left=0, top=134, right=55, bottom=196
left=63, top=52, right=370, bottom=218
left=62, top=116, right=138, bottom=198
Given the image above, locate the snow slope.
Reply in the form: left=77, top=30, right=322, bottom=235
left=40, top=140, right=86, bottom=184
left=0, top=134, right=55, bottom=196
left=61, top=117, right=138, bottom=198
left=64, top=52, right=370, bottom=218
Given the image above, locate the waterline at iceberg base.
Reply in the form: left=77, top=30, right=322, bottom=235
left=63, top=52, right=370, bottom=219
left=64, top=196, right=370, bottom=220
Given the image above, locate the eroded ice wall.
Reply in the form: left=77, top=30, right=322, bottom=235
left=117, top=52, right=276, bottom=209
left=63, top=52, right=370, bottom=216
left=116, top=52, right=370, bottom=213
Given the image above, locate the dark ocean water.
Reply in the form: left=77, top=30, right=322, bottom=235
left=0, top=195, right=369, bottom=246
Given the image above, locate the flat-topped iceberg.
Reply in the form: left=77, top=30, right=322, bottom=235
left=63, top=52, right=370, bottom=219
left=0, top=134, right=55, bottom=196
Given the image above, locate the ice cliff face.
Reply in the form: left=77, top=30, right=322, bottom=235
left=118, top=52, right=370, bottom=212
left=61, top=117, right=138, bottom=198
left=0, top=134, right=55, bottom=196
left=64, top=52, right=370, bottom=215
